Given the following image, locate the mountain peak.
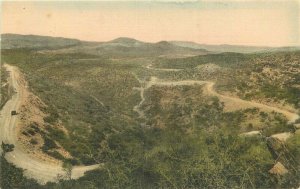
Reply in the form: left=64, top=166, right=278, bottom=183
left=157, top=41, right=170, bottom=44
left=155, top=41, right=174, bottom=47
left=110, top=37, right=142, bottom=44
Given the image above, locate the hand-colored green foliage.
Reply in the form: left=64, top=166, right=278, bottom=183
left=1, top=49, right=299, bottom=188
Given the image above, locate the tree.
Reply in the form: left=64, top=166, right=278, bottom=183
left=63, top=162, right=73, bottom=180
left=1, top=142, right=15, bottom=153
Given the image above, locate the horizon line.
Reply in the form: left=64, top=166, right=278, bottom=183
left=2, top=33, right=300, bottom=48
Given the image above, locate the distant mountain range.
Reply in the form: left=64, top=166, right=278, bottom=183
left=1, top=34, right=299, bottom=56
left=170, top=41, right=300, bottom=53
left=1, top=34, right=209, bottom=57
left=1, top=34, right=82, bottom=49
left=85, top=37, right=209, bottom=57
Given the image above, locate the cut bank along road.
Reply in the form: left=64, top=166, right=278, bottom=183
left=0, top=64, right=100, bottom=184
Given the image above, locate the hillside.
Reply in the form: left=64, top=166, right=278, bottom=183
left=1, top=34, right=82, bottom=50
left=108, top=37, right=146, bottom=47
left=48, top=39, right=209, bottom=58
left=1, top=34, right=209, bottom=57
left=1, top=34, right=300, bottom=188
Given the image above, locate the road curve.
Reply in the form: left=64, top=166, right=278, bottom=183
left=137, top=65, right=299, bottom=124
left=156, top=79, right=299, bottom=123
left=205, top=82, right=299, bottom=124
left=141, top=65, right=299, bottom=140
left=0, top=64, right=100, bottom=184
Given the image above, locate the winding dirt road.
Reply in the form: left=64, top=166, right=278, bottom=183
left=2, top=62, right=297, bottom=184
left=0, top=64, right=100, bottom=184
left=133, top=65, right=299, bottom=130
left=204, top=82, right=299, bottom=123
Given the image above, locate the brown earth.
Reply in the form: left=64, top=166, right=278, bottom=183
left=0, top=64, right=100, bottom=184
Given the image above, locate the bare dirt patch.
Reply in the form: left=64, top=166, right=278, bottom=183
left=16, top=71, right=71, bottom=164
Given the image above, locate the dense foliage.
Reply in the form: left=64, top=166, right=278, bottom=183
left=1, top=49, right=299, bottom=188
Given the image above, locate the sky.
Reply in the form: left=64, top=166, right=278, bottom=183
left=1, top=0, right=299, bottom=46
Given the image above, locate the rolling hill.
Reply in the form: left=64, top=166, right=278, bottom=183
left=1, top=34, right=82, bottom=50
left=2, top=34, right=299, bottom=56
left=1, top=34, right=209, bottom=58
left=170, top=41, right=300, bottom=53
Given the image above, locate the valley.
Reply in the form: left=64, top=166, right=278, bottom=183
left=1, top=34, right=300, bottom=189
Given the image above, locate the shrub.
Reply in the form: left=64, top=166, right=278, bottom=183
left=42, top=136, right=57, bottom=151
left=1, top=142, right=15, bottom=153
left=30, top=139, right=38, bottom=145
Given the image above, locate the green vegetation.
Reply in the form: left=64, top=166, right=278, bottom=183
left=153, top=52, right=250, bottom=69
left=0, top=155, right=41, bottom=189
left=2, top=49, right=141, bottom=165
left=0, top=65, right=13, bottom=108
left=155, top=51, right=300, bottom=110
left=1, top=38, right=300, bottom=188
left=1, top=142, right=15, bottom=153
left=1, top=125, right=299, bottom=188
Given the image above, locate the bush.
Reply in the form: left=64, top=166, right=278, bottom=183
left=41, top=136, right=57, bottom=152
left=1, top=142, right=15, bottom=153
left=30, top=139, right=38, bottom=145
left=45, top=150, right=65, bottom=161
